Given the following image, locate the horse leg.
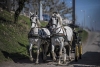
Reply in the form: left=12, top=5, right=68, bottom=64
left=29, top=43, right=33, bottom=61
left=36, top=40, right=41, bottom=64
left=51, top=38, right=56, bottom=61
left=63, top=47, right=66, bottom=64
left=68, top=42, right=72, bottom=61
left=41, top=44, right=44, bottom=61
left=68, top=37, right=73, bottom=61
left=43, top=42, right=49, bottom=61
left=42, top=42, right=48, bottom=62
left=51, top=43, right=56, bottom=61
left=58, top=41, right=64, bottom=65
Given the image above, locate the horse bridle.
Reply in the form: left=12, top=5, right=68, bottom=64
left=30, top=15, right=38, bottom=28
left=51, top=16, right=62, bottom=34
left=51, top=16, right=58, bottom=27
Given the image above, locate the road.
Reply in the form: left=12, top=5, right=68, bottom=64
left=0, top=31, right=100, bottom=67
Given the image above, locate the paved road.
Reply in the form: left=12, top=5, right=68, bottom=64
left=0, top=31, right=100, bottom=67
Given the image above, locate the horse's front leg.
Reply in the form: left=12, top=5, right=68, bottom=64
left=36, top=40, right=41, bottom=64
left=29, top=43, right=33, bottom=61
left=51, top=38, right=56, bottom=61
left=58, top=40, right=64, bottom=65
left=58, top=44, right=63, bottom=64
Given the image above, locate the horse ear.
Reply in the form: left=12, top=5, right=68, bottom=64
left=30, top=12, right=34, bottom=16
left=30, top=12, right=32, bottom=16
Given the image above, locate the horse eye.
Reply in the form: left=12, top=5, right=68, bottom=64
left=31, top=17, right=33, bottom=19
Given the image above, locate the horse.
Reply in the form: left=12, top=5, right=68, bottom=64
left=49, top=12, right=66, bottom=64
left=28, top=12, right=50, bottom=63
left=49, top=12, right=73, bottom=64
left=62, top=18, right=73, bottom=61
left=57, top=15, right=73, bottom=61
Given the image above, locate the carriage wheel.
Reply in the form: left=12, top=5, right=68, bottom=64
left=75, top=44, right=79, bottom=61
left=78, top=42, right=82, bottom=59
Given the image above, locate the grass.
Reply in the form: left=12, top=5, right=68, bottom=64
left=0, top=9, right=30, bottom=62
left=75, top=28, right=88, bottom=43
left=0, top=9, right=48, bottom=62
left=40, top=21, right=48, bottom=27
left=81, top=30, right=88, bottom=43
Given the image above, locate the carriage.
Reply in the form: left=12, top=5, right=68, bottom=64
left=72, top=26, right=83, bottom=61
left=28, top=12, right=83, bottom=64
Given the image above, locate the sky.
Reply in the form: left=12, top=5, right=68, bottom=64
left=66, top=0, right=100, bottom=31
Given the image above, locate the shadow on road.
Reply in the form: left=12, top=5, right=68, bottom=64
left=68, top=52, right=100, bottom=66
left=1, top=50, right=32, bottom=63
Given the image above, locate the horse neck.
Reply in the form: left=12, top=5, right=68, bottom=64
left=57, top=16, right=66, bottom=33
left=57, top=16, right=63, bottom=26
left=31, top=19, right=41, bottom=28
left=31, top=23, right=38, bottom=28
left=37, top=19, right=41, bottom=27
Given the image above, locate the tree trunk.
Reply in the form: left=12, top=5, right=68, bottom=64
left=7, top=0, right=11, bottom=11
left=14, top=0, right=27, bottom=23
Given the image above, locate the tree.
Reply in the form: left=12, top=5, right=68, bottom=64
left=31, top=0, right=72, bottom=18
left=6, top=0, right=11, bottom=11
left=14, top=0, right=28, bottom=23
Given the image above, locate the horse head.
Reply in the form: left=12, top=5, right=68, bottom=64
left=30, top=12, right=40, bottom=28
left=50, top=13, right=64, bottom=34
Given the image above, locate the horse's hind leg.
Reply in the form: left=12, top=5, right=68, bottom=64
left=29, top=43, right=33, bottom=61
left=63, top=47, right=66, bottom=64
left=68, top=42, right=72, bottom=61
left=43, top=42, right=49, bottom=62
left=51, top=45, right=56, bottom=61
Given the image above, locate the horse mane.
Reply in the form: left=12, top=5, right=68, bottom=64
left=56, top=13, right=63, bottom=26
left=37, top=19, right=41, bottom=27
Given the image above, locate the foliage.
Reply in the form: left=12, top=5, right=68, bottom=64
left=40, top=21, right=48, bottom=27
left=31, top=0, right=72, bottom=18
left=81, top=30, right=88, bottom=42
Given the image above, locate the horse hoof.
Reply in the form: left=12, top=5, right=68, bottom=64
left=57, top=63, right=61, bottom=65
left=53, top=59, right=56, bottom=62
left=63, top=61, right=66, bottom=64
left=69, top=57, right=72, bottom=61
left=35, top=62, right=39, bottom=64
left=30, top=57, right=33, bottom=61
left=43, top=59, right=47, bottom=63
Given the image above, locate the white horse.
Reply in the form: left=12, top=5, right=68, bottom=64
left=28, top=12, right=50, bottom=63
left=57, top=14, right=73, bottom=61
left=50, top=12, right=73, bottom=64
left=50, top=12, right=66, bottom=64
